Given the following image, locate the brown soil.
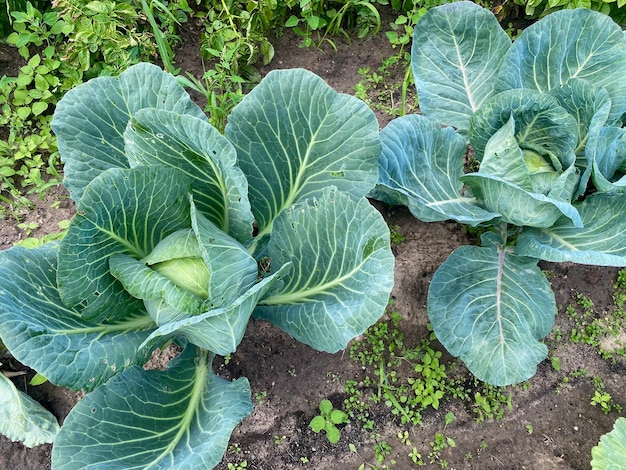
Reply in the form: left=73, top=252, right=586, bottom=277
left=1, top=12, right=625, bottom=470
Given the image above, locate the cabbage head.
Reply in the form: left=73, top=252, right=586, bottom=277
left=0, top=63, right=395, bottom=468
left=374, top=1, right=626, bottom=386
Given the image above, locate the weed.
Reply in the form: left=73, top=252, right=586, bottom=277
left=13, top=219, right=70, bottom=248
left=309, top=399, right=348, bottom=444
left=52, top=0, right=157, bottom=74
left=273, top=434, right=286, bottom=445
left=565, top=289, right=626, bottom=362
left=397, top=430, right=411, bottom=445
left=286, top=0, right=382, bottom=48
left=591, top=377, right=623, bottom=415
left=354, top=55, right=417, bottom=118
left=408, top=446, right=425, bottom=466
left=428, top=431, right=455, bottom=466
left=254, top=390, right=267, bottom=405
left=227, top=461, right=248, bottom=470
left=472, top=385, right=512, bottom=422
left=17, top=221, right=39, bottom=235
left=389, top=224, right=405, bottom=244
left=347, top=310, right=518, bottom=432
left=374, top=440, right=394, bottom=465
left=1, top=0, right=184, bottom=210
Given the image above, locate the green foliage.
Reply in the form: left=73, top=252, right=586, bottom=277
left=590, top=377, right=623, bottom=415
left=0, top=63, right=394, bottom=467
left=472, top=386, right=512, bottom=422
left=428, top=431, right=455, bottom=466
left=0, top=0, right=50, bottom=37
left=354, top=55, right=418, bottom=118
left=200, top=0, right=278, bottom=68
left=346, top=313, right=515, bottom=430
left=1, top=0, right=181, bottom=213
left=565, top=290, right=626, bottom=362
left=52, top=0, right=157, bottom=76
left=13, top=219, right=70, bottom=248
left=592, top=417, right=626, bottom=469
left=1, top=3, right=73, bottom=212
left=285, top=0, right=383, bottom=47
left=389, top=224, right=405, bottom=244
left=513, top=0, right=626, bottom=26
left=309, top=399, right=349, bottom=444
left=374, top=1, right=626, bottom=386
left=386, top=0, right=452, bottom=49
left=178, top=60, right=247, bottom=133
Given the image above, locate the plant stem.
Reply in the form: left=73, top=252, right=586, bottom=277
left=500, top=222, right=508, bottom=246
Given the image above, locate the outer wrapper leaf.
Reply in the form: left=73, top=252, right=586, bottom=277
left=191, top=204, right=258, bottom=307
left=0, top=373, right=59, bottom=447
left=428, top=238, right=555, bottom=386
left=588, top=126, right=626, bottom=193
left=591, top=417, right=626, bottom=469
left=411, top=1, right=511, bottom=132
left=465, top=97, right=582, bottom=228
left=57, top=166, right=193, bottom=322
left=469, top=89, right=579, bottom=165
left=516, top=192, right=626, bottom=266
left=51, top=62, right=206, bottom=203
left=140, top=264, right=289, bottom=356
left=52, top=346, right=253, bottom=469
left=255, top=187, right=395, bottom=353
left=548, top=79, right=611, bottom=158
left=0, top=244, right=155, bottom=392
left=225, top=68, right=380, bottom=244
left=374, top=114, right=499, bottom=226
left=461, top=167, right=582, bottom=229
left=496, top=8, right=626, bottom=122
left=548, top=79, right=613, bottom=195
left=124, top=108, right=254, bottom=243
left=109, top=252, right=207, bottom=318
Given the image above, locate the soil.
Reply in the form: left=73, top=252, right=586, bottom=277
left=1, top=9, right=625, bottom=470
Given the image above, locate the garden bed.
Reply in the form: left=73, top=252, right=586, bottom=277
left=1, top=10, right=625, bottom=470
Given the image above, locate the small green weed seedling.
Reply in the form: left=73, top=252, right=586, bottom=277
left=472, top=385, right=512, bottom=422
left=564, top=286, right=626, bottom=362
left=309, top=399, right=349, bottom=444
left=354, top=56, right=417, bottom=119
left=591, top=377, right=623, bottom=415
left=227, top=461, right=248, bottom=470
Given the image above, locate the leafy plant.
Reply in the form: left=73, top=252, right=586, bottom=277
left=0, top=365, right=59, bottom=447
left=0, top=63, right=394, bottom=467
left=285, top=0, right=382, bottom=47
left=309, top=399, right=349, bottom=444
left=373, top=1, right=626, bottom=386
left=51, top=0, right=157, bottom=76
left=2, top=0, right=180, bottom=212
left=512, top=0, right=626, bottom=26
left=591, top=376, right=623, bottom=414
left=1, top=2, right=74, bottom=210
left=591, top=417, right=626, bottom=469
left=199, top=0, right=277, bottom=71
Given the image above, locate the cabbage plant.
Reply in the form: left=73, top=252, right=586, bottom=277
left=591, top=417, right=626, bottom=469
left=374, top=2, right=626, bottom=386
left=0, top=63, right=395, bottom=468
